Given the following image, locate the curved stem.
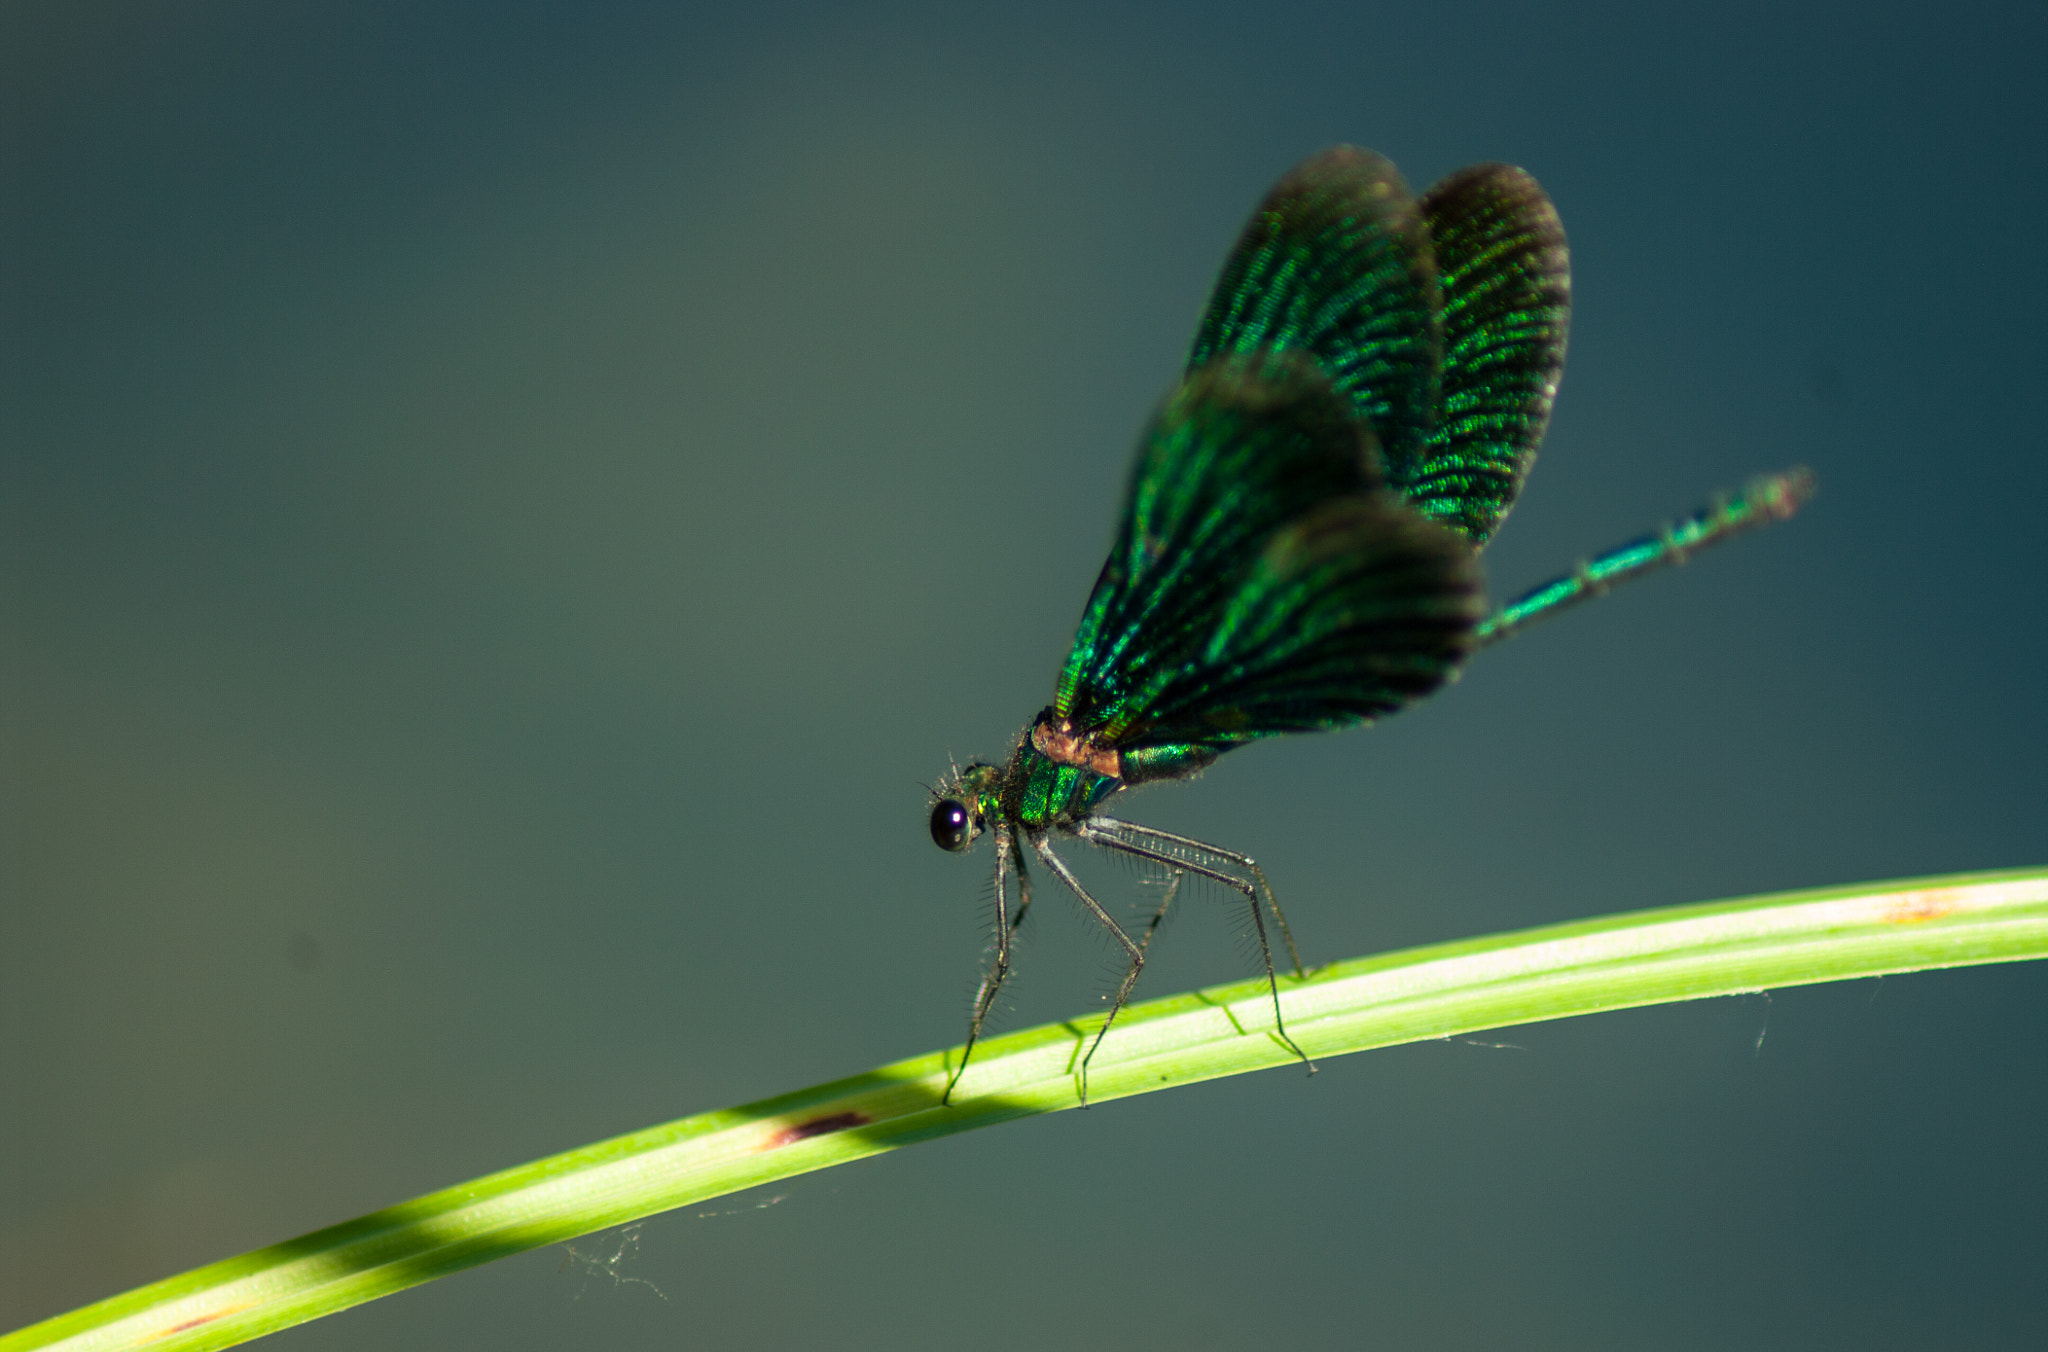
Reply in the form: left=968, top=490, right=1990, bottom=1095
left=9, top=865, right=2047, bottom=1352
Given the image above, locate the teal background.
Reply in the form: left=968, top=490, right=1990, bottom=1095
left=5, top=2, right=2046, bottom=1346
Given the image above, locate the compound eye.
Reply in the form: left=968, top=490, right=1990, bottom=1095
left=929, top=799, right=974, bottom=852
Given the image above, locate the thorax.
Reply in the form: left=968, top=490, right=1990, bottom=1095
left=999, top=712, right=1123, bottom=831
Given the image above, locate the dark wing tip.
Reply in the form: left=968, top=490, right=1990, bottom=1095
left=1278, top=144, right=1405, bottom=190
left=1421, top=164, right=1568, bottom=263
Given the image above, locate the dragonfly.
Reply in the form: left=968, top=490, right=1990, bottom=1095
left=927, top=146, right=1812, bottom=1104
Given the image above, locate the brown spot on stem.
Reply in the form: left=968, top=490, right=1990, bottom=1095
left=149, top=1303, right=255, bottom=1341
left=1882, top=888, right=1962, bottom=924
left=762, top=1111, right=870, bottom=1150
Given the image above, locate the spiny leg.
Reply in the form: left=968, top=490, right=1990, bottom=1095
left=1085, top=817, right=1305, bottom=977
left=1031, top=835, right=1145, bottom=1105
left=1136, top=871, right=1183, bottom=961
left=1078, top=824, right=1316, bottom=1075
left=945, top=827, right=1034, bottom=1104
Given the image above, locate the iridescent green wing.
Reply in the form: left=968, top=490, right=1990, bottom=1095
left=1109, top=492, right=1483, bottom=771
left=1055, top=354, right=1481, bottom=775
left=1187, top=147, right=1442, bottom=484
left=1410, top=164, right=1571, bottom=543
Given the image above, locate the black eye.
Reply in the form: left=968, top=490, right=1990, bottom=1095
left=929, top=799, right=973, bottom=851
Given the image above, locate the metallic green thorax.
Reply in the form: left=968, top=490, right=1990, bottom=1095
left=964, top=734, right=1119, bottom=828
left=1015, top=749, right=1115, bottom=828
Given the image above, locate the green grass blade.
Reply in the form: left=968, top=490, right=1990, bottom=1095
left=11, top=865, right=2047, bottom=1351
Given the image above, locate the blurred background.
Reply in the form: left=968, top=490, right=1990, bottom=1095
left=4, top=1, right=2045, bottom=1347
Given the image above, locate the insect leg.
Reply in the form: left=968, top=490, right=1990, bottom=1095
left=945, top=826, right=1033, bottom=1104
left=1078, top=822, right=1317, bottom=1076
left=1136, top=871, right=1183, bottom=961
left=1031, top=835, right=1145, bottom=1105
left=1085, top=816, right=1304, bottom=977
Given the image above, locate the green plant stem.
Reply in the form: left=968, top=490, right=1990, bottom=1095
left=10, top=865, right=2048, bottom=1351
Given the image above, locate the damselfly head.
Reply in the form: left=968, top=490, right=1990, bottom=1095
left=928, top=762, right=1001, bottom=852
